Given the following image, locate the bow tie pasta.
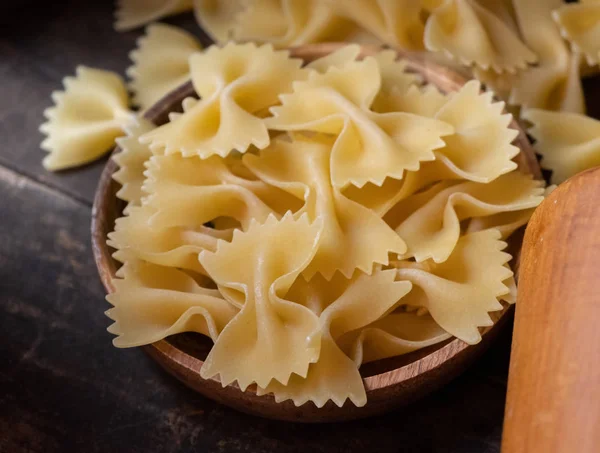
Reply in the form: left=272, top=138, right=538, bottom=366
left=106, top=44, right=546, bottom=408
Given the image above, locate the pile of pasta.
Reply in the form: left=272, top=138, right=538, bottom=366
left=39, top=0, right=600, bottom=183
left=105, top=43, right=545, bottom=407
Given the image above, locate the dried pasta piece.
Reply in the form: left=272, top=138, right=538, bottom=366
left=338, top=312, right=451, bottom=366
left=108, top=205, right=231, bottom=274
left=474, top=0, right=585, bottom=114
left=257, top=269, right=412, bottom=408
left=40, top=66, right=134, bottom=171
left=306, top=44, right=362, bottom=73
left=342, top=158, right=466, bottom=217
left=106, top=259, right=237, bottom=347
left=244, top=136, right=407, bottom=279
left=394, top=229, right=513, bottom=344
left=127, top=24, right=201, bottom=111
left=433, top=80, right=519, bottom=182
left=374, top=83, right=448, bottom=117
left=424, top=0, right=537, bottom=73
left=371, top=50, right=422, bottom=96
left=376, top=81, right=518, bottom=183
left=199, top=214, right=322, bottom=389
left=193, top=0, right=245, bottom=43
left=142, top=152, right=302, bottom=231
left=328, top=0, right=426, bottom=50
left=140, top=43, right=307, bottom=158
left=267, top=57, right=454, bottom=189
left=115, top=0, right=193, bottom=31
left=523, top=108, right=600, bottom=183
left=112, top=117, right=156, bottom=211
left=233, top=0, right=354, bottom=47
left=386, top=171, right=545, bottom=263
left=553, top=0, right=600, bottom=66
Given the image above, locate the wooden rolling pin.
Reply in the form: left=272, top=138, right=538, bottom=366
left=502, top=168, right=600, bottom=453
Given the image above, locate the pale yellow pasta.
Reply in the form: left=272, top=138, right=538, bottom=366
left=114, top=0, right=193, bottom=31
left=192, top=0, right=245, bottom=43
left=394, top=229, right=513, bottom=344
left=142, top=152, right=302, bottom=231
left=338, top=312, right=451, bottom=366
left=267, top=57, right=454, bottom=189
left=376, top=81, right=521, bottom=182
left=199, top=214, right=322, bottom=389
left=256, top=270, right=412, bottom=407
left=374, top=83, right=448, bottom=118
left=127, top=24, right=201, bottom=111
left=433, top=80, right=519, bottom=182
left=233, top=0, right=354, bottom=47
left=244, top=136, right=407, bottom=279
left=386, top=171, right=544, bottom=263
left=107, top=258, right=237, bottom=347
left=474, top=0, right=585, bottom=114
left=40, top=66, right=134, bottom=171
left=140, top=42, right=307, bottom=158
left=327, top=0, right=426, bottom=50
left=523, top=108, right=600, bottom=183
left=553, top=0, right=600, bottom=66
left=112, top=117, right=156, bottom=211
left=108, top=205, right=231, bottom=274
left=424, top=0, right=537, bottom=73
left=102, top=45, right=548, bottom=409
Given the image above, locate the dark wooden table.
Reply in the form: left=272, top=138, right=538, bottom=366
left=1, top=2, right=598, bottom=452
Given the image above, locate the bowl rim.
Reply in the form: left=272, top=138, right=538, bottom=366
left=91, top=42, right=541, bottom=422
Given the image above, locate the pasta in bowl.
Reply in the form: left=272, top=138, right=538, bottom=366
left=91, top=42, right=543, bottom=422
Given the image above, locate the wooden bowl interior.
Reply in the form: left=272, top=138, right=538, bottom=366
left=91, top=43, right=541, bottom=422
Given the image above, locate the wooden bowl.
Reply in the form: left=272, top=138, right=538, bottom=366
left=91, top=43, right=542, bottom=422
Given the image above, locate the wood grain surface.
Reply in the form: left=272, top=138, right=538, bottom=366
left=91, top=43, right=539, bottom=422
left=0, top=0, right=598, bottom=451
left=502, top=168, right=600, bottom=453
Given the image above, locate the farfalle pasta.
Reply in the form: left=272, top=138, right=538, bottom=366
left=475, top=0, right=585, bottom=114
left=553, top=0, right=600, bottom=66
left=106, top=258, right=237, bottom=347
left=127, top=24, right=202, bottom=110
left=40, top=66, right=134, bottom=171
left=105, top=44, right=546, bottom=408
left=267, top=54, right=454, bottom=189
left=424, top=0, right=537, bottom=73
left=112, top=117, right=156, bottom=211
left=233, top=0, right=354, bottom=47
left=244, top=136, right=407, bottom=279
left=394, top=229, right=513, bottom=344
left=140, top=42, right=307, bottom=158
left=114, top=0, right=193, bottom=31
left=523, top=108, right=600, bottom=183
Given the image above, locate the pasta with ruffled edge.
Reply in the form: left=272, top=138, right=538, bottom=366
left=104, top=44, right=548, bottom=408
left=40, top=66, right=134, bottom=171
left=232, top=0, right=355, bottom=47
left=474, top=0, right=585, bottom=114
left=112, top=117, right=156, bottom=212
left=140, top=42, right=308, bottom=158
left=552, top=0, right=600, bottom=66
left=244, top=135, right=407, bottom=280
left=114, top=0, right=193, bottom=31
left=199, top=214, right=323, bottom=390
left=386, top=171, right=544, bottom=263
left=523, top=108, right=600, bottom=184
left=326, top=0, right=426, bottom=50
left=107, top=257, right=237, bottom=347
left=266, top=53, right=454, bottom=189
left=127, top=23, right=202, bottom=111
left=393, top=229, right=513, bottom=344
left=424, top=0, right=537, bottom=73
left=256, top=269, right=412, bottom=408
